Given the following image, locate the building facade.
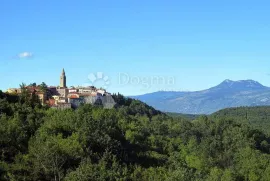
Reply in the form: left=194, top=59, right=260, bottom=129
left=6, top=68, right=115, bottom=109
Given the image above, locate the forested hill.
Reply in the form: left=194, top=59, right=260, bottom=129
left=166, top=112, right=201, bottom=120
left=211, top=106, right=270, bottom=135
left=1, top=90, right=270, bottom=180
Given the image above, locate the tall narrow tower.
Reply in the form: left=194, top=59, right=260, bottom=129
left=60, top=68, right=66, bottom=88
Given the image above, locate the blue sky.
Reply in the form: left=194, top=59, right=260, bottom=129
left=1, top=0, right=270, bottom=95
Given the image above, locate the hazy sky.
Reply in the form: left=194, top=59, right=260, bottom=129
left=1, top=0, right=270, bottom=95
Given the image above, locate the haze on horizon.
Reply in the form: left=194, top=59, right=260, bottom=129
left=1, top=0, right=270, bottom=95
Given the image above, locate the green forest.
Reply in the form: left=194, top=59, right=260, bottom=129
left=1, top=90, right=270, bottom=181
left=211, top=106, right=270, bottom=135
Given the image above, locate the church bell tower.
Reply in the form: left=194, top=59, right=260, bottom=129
left=60, top=68, right=66, bottom=88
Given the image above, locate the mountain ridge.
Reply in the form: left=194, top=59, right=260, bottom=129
left=131, top=79, right=270, bottom=114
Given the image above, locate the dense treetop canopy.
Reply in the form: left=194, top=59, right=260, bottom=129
left=0, top=91, right=270, bottom=180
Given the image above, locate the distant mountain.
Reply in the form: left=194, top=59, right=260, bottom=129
left=130, top=79, right=270, bottom=114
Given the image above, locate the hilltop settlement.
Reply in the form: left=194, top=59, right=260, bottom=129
left=6, top=69, right=115, bottom=109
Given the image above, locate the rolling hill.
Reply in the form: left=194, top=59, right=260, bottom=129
left=210, top=106, right=270, bottom=135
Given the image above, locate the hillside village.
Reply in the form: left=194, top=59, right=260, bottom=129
left=6, top=69, right=115, bottom=109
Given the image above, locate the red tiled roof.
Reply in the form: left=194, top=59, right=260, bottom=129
left=68, top=94, right=80, bottom=98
